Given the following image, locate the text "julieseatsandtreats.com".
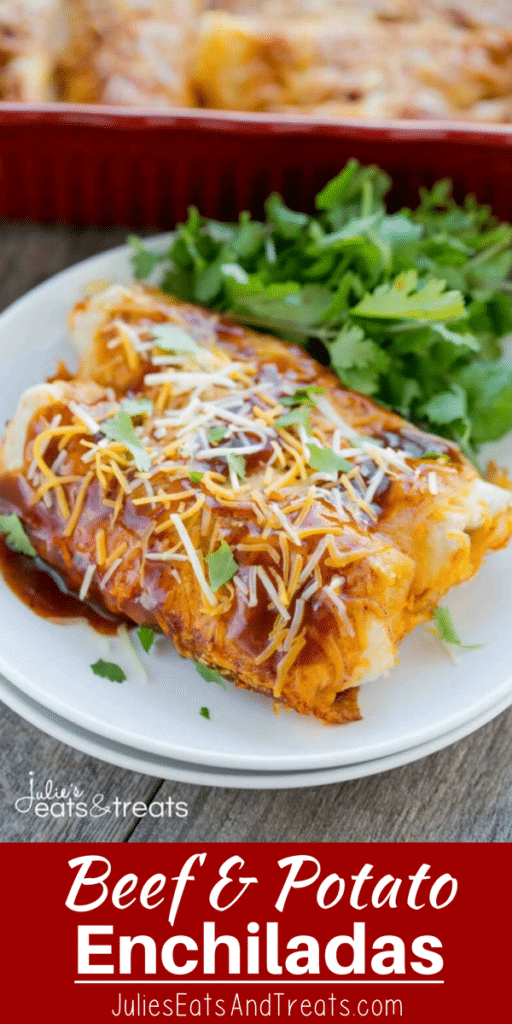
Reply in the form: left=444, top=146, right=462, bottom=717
left=107, top=990, right=403, bottom=1017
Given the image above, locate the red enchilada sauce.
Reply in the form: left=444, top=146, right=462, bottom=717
left=0, top=538, right=124, bottom=635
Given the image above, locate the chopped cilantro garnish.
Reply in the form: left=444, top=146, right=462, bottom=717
left=307, top=446, right=352, bottom=473
left=194, top=661, right=227, bottom=687
left=432, top=606, right=482, bottom=650
left=130, top=161, right=512, bottom=458
left=227, top=453, right=246, bottom=479
left=200, top=706, right=211, bottom=719
left=121, top=397, right=153, bottom=417
left=207, top=426, right=228, bottom=445
left=137, top=625, right=156, bottom=653
left=189, top=469, right=205, bottom=483
left=206, top=539, right=238, bottom=592
left=101, top=411, right=152, bottom=472
left=91, top=659, right=126, bottom=683
left=275, top=406, right=310, bottom=429
left=151, top=323, right=201, bottom=355
left=354, top=434, right=383, bottom=447
left=0, top=514, right=36, bottom=557
left=281, top=386, right=325, bottom=407
left=419, top=452, right=450, bottom=461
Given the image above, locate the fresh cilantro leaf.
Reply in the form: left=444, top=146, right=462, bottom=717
left=265, top=193, right=308, bottom=239
left=129, top=236, right=164, bottom=279
left=101, top=411, right=152, bottom=472
left=221, top=263, right=250, bottom=286
left=189, top=469, right=204, bottom=483
left=275, top=406, right=311, bottom=429
left=419, top=452, right=449, bottom=461
left=420, top=389, right=467, bottom=426
left=354, top=434, right=384, bottom=446
left=0, top=514, right=36, bottom=557
left=353, top=270, right=466, bottom=321
left=315, top=160, right=390, bottom=213
left=458, top=362, right=512, bottom=444
left=207, top=427, right=228, bottom=445
left=329, top=323, right=387, bottom=372
left=432, top=607, right=482, bottom=650
left=129, top=161, right=512, bottom=460
left=91, top=658, right=126, bottom=683
left=227, top=453, right=246, bottom=479
left=206, top=540, right=238, bottom=592
left=200, top=706, right=211, bottom=719
left=328, top=324, right=390, bottom=395
left=151, top=323, right=201, bottom=355
left=121, top=397, right=153, bottom=417
left=281, top=386, right=325, bottom=407
left=377, top=214, right=423, bottom=246
left=137, top=625, right=156, bottom=653
left=310, top=213, right=383, bottom=252
left=223, top=275, right=331, bottom=341
left=315, top=159, right=360, bottom=210
left=429, top=322, right=479, bottom=351
left=194, top=661, right=226, bottom=687
left=307, top=446, right=352, bottom=473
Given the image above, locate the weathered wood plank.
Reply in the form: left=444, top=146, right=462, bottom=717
left=0, top=222, right=131, bottom=308
left=0, top=701, right=162, bottom=842
left=127, top=708, right=512, bottom=844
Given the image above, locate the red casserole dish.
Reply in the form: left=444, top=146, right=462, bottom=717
left=1, top=104, right=512, bottom=226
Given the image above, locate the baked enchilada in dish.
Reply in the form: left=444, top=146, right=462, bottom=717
left=0, top=0, right=62, bottom=100
left=0, top=282, right=510, bottom=723
left=2, top=0, right=512, bottom=121
left=59, top=0, right=200, bottom=107
left=194, top=9, right=512, bottom=121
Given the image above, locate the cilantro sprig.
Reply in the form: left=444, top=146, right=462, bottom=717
left=121, top=397, right=153, bottom=417
left=281, top=385, right=325, bottom=407
left=0, top=514, right=36, bottom=557
left=227, top=453, right=246, bottom=479
left=206, top=540, right=238, bottom=592
left=137, top=625, right=156, bottom=653
left=307, top=446, right=352, bottom=474
left=101, top=411, right=151, bottom=472
left=432, top=607, right=482, bottom=651
left=275, top=406, right=310, bottom=430
left=207, top=426, right=228, bottom=445
left=150, top=323, right=201, bottom=355
left=130, top=161, right=512, bottom=457
left=194, top=661, right=227, bottom=687
left=91, top=659, right=126, bottom=683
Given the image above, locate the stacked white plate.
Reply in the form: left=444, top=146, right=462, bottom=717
left=0, top=242, right=511, bottom=789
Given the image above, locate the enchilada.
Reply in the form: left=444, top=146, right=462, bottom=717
left=1, top=282, right=510, bottom=723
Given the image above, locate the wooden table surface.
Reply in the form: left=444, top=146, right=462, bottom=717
left=0, top=221, right=510, bottom=844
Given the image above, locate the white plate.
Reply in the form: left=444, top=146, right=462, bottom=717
left=0, top=238, right=511, bottom=774
left=1, top=669, right=510, bottom=789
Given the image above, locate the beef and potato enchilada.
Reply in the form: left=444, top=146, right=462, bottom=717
left=0, top=280, right=511, bottom=724
left=2, top=0, right=512, bottom=124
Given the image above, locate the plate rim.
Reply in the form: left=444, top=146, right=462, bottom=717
left=1, top=670, right=510, bottom=791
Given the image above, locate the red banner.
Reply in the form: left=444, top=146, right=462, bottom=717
left=3, top=843, right=508, bottom=1021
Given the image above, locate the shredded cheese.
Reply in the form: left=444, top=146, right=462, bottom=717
left=79, top=564, right=95, bottom=602
left=256, top=567, right=291, bottom=622
left=95, top=528, right=107, bottom=566
left=63, top=471, right=94, bottom=538
left=169, top=513, right=217, bottom=606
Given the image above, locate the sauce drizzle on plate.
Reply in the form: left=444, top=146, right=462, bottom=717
left=0, top=537, right=124, bottom=636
